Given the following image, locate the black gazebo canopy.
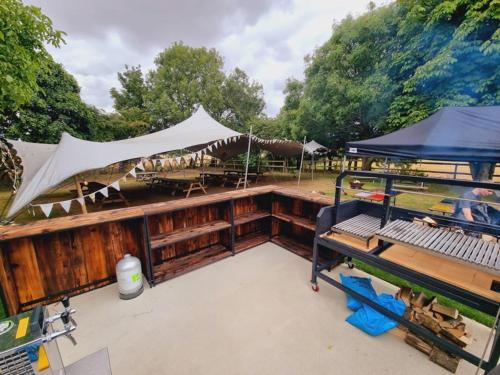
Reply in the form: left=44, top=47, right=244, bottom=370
left=346, top=106, right=500, bottom=162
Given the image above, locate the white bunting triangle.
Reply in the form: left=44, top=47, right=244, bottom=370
left=59, top=200, right=72, bottom=213
left=136, top=161, right=145, bottom=171
left=89, top=193, right=96, bottom=203
left=159, top=159, right=166, bottom=167
left=129, top=168, right=137, bottom=178
left=110, top=181, right=120, bottom=191
left=207, top=145, right=213, bottom=152
left=40, top=203, right=53, bottom=217
left=76, top=197, right=85, bottom=207
left=176, top=157, right=181, bottom=164
left=99, top=187, right=109, bottom=198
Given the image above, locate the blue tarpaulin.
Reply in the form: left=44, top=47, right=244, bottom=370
left=339, top=274, right=406, bottom=336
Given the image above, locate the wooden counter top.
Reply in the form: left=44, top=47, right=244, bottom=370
left=0, top=185, right=332, bottom=241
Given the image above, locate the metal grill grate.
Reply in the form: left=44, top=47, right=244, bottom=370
left=331, top=214, right=381, bottom=240
left=376, top=220, right=500, bottom=271
left=0, top=350, right=35, bottom=375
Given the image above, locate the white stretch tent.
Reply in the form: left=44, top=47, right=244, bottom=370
left=7, top=106, right=241, bottom=217
left=6, top=106, right=305, bottom=217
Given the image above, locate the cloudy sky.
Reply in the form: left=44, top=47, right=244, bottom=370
left=26, top=0, right=385, bottom=116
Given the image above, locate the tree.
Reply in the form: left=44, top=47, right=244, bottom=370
left=4, top=60, right=98, bottom=143
left=145, top=42, right=266, bottom=131
left=276, top=78, right=305, bottom=140
left=110, top=65, right=147, bottom=111
left=279, top=0, right=499, bottom=175
left=0, top=0, right=64, bottom=118
left=146, top=42, right=227, bottom=129
left=221, top=68, right=265, bottom=132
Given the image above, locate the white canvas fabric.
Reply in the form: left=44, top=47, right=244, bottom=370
left=7, top=106, right=240, bottom=217
left=6, top=105, right=306, bottom=217
left=304, top=140, right=328, bottom=154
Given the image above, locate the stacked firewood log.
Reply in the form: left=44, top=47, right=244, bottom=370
left=395, top=287, right=472, bottom=373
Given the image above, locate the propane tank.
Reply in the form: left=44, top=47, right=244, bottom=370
left=116, top=254, right=143, bottom=300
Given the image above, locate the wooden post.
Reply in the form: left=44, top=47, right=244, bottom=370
left=74, top=176, right=88, bottom=214
left=243, top=126, right=252, bottom=190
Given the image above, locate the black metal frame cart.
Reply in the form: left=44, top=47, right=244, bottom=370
left=311, top=171, right=500, bottom=373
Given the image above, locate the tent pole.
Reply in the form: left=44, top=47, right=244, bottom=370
left=297, top=136, right=306, bottom=187
left=243, top=126, right=252, bottom=190
left=311, top=153, right=314, bottom=181
left=74, top=176, right=87, bottom=214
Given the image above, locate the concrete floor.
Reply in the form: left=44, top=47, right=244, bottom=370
left=55, top=243, right=494, bottom=375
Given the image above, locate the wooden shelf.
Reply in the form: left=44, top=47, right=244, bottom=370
left=271, top=236, right=314, bottom=261
left=234, top=211, right=270, bottom=226
left=150, top=220, right=231, bottom=249
left=153, top=244, right=231, bottom=282
left=234, top=232, right=269, bottom=254
left=272, top=212, right=316, bottom=231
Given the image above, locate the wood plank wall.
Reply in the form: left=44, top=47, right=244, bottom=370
left=0, top=187, right=332, bottom=316
left=0, top=219, right=145, bottom=314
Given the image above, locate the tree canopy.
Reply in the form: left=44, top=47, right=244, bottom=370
left=0, top=0, right=64, bottom=118
left=110, top=43, right=266, bottom=134
left=3, top=59, right=101, bottom=143
left=279, top=0, right=499, bottom=151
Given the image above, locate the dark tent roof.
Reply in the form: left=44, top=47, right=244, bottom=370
left=346, top=106, right=500, bottom=162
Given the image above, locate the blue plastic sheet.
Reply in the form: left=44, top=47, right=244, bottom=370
left=346, top=293, right=406, bottom=336
left=339, top=273, right=377, bottom=311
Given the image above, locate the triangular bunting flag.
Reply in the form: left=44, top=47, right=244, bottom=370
left=59, top=200, right=72, bottom=213
left=129, top=168, right=137, bottom=178
left=207, top=145, right=213, bottom=152
left=152, top=159, right=159, bottom=166
left=99, top=187, right=109, bottom=198
left=176, top=157, right=181, bottom=164
left=89, top=193, right=96, bottom=203
left=40, top=203, right=53, bottom=218
left=224, top=138, right=228, bottom=145
left=159, top=159, right=166, bottom=167
left=136, top=161, right=145, bottom=171
left=121, top=176, right=127, bottom=182
left=76, top=197, right=85, bottom=207
left=110, top=181, right=120, bottom=191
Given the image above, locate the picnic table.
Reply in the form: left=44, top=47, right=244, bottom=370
left=75, top=181, right=129, bottom=207
left=222, top=169, right=263, bottom=187
left=149, top=177, right=207, bottom=198
left=136, top=171, right=157, bottom=181
left=354, top=189, right=401, bottom=204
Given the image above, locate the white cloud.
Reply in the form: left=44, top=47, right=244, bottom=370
left=31, top=0, right=386, bottom=116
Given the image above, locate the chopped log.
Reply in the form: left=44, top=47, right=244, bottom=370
left=416, top=313, right=442, bottom=334
left=405, top=333, right=433, bottom=355
left=429, top=348, right=460, bottom=373
left=404, top=307, right=415, bottom=322
left=440, top=330, right=467, bottom=348
left=434, top=312, right=445, bottom=322
left=432, top=303, right=459, bottom=319
left=396, top=286, right=413, bottom=306
left=422, top=216, right=438, bottom=227
left=411, top=292, right=427, bottom=308
left=423, top=297, right=438, bottom=312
